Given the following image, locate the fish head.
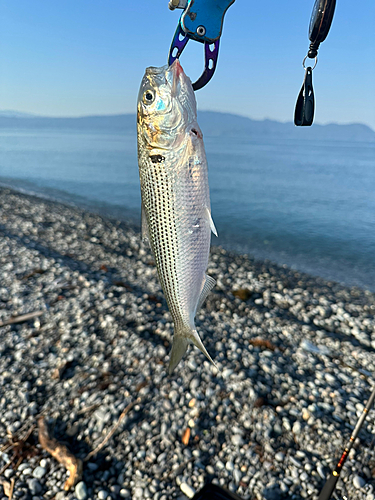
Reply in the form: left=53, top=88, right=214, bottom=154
left=137, top=60, right=197, bottom=150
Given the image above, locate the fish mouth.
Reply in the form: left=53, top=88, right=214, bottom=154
left=170, top=59, right=184, bottom=97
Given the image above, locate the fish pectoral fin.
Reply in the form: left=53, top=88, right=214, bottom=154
left=141, top=202, right=150, bottom=246
left=205, top=207, right=218, bottom=237
left=196, top=274, right=216, bottom=312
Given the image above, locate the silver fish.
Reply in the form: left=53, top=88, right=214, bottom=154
left=137, top=60, right=217, bottom=374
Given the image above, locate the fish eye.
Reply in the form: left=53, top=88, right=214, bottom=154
left=143, top=90, right=155, bottom=104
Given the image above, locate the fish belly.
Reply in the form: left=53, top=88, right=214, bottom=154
left=140, top=145, right=211, bottom=329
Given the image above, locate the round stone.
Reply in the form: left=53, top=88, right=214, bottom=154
left=55, top=493, right=66, bottom=500
left=27, top=478, right=42, bottom=495
left=75, top=481, right=88, bottom=500
left=32, top=466, right=47, bottom=479
left=180, top=483, right=196, bottom=498
left=189, top=378, right=200, bottom=391
left=133, top=487, right=144, bottom=498
left=353, top=475, right=366, bottom=489
left=225, top=461, right=234, bottom=471
left=317, top=465, right=326, bottom=479
left=233, top=468, right=241, bottom=484
left=231, top=434, right=244, bottom=446
left=120, top=489, right=131, bottom=498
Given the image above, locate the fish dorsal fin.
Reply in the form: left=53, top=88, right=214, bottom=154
left=196, top=274, right=216, bottom=313
left=205, top=207, right=218, bottom=237
left=141, top=201, right=150, bottom=246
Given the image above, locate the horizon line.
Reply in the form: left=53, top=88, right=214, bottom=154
left=1, top=109, right=374, bottom=131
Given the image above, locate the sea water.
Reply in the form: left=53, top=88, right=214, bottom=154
left=0, top=127, right=374, bottom=290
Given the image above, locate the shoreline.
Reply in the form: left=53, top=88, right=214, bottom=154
left=1, top=182, right=373, bottom=294
left=1, top=186, right=375, bottom=500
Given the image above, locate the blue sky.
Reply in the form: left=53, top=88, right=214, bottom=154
left=1, top=0, right=374, bottom=128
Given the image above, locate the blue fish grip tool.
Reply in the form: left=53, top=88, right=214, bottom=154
left=168, top=0, right=235, bottom=90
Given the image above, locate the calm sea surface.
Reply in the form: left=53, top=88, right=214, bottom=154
left=0, top=128, right=374, bottom=290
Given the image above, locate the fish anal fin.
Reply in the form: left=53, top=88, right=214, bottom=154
left=196, top=274, right=216, bottom=312
left=141, top=202, right=150, bottom=246
left=205, top=207, right=218, bottom=237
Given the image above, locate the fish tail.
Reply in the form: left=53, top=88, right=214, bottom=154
left=168, top=326, right=217, bottom=374
left=168, top=334, right=189, bottom=375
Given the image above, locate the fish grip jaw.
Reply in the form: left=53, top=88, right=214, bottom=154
left=168, top=24, right=220, bottom=91
left=168, top=0, right=234, bottom=90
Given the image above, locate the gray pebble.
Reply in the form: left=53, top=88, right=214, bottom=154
left=54, top=493, right=66, bottom=500
left=233, top=468, right=241, bottom=484
left=317, top=465, right=326, bottom=479
left=190, top=378, right=200, bottom=391
left=133, top=487, right=144, bottom=498
left=27, top=478, right=42, bottom=495
left=1, top=189, right=375, bottom=500
left=353, top=475, right=366, bottom=489
left=75, top=481, right=88, bottom=500
left=119, top=489, right=131, bottom=498
left=32, top=467, right=47, bottom=479
left=180, top=483, right=196, bottom=498
left=290, top=457, right=302, bottom=468
left=231, top=434, right=244, bottom=446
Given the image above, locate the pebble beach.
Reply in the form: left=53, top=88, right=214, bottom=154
left=1, top=186, right=375, bottom=500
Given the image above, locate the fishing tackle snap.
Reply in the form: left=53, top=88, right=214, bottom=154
left=294, top=0, right=336, bottom=126
left=294, top=66, right=315, bottom=127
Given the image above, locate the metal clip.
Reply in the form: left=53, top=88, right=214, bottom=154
left=168, top=0, right=235, bottom=90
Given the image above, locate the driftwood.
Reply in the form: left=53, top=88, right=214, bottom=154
left=51, top=360, right=73, bottom=380
left=76, top=403, right=101, bottom=415
left=0, top=311, right=43, bottom=328
left=0, top=477, right=14, bottom=499
left=0, top=425, right=37, bottom=476
left=249, top=337, right=282, bottom=351
left=84, top=397, right=140, bottom=462
left=38, top=417, right=82, bottom=491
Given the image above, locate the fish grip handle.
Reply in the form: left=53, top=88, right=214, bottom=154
left=317, top=472, right=340, bottom=500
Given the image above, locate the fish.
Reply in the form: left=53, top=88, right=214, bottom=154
left=137, top=60, right=217, bottom=374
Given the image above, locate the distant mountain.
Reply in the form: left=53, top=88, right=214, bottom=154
left=0, top=110, right=37, bottom=118
left=197, top=111, right=375, bottom=142
left=0, top=113, right=135, bottom=131
left=1, top=110, right=374, bottom=142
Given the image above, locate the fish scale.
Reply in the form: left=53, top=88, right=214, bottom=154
left=137, top=61, right=217, bottom=373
